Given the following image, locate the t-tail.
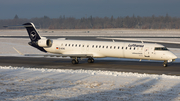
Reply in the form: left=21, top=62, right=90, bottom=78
left=23, top=22, right=48, bottom=52
left=23, top=22, right=41, bottom=42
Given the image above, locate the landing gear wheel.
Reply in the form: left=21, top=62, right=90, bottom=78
left=72, top=59, right=79, bottom=64
left=163, top=61, right=168, bottom=67
left=88, top=59, right=91, bottom=63
left=91, top=58, right=94, bottom=63
left=72, top=59, right=76, bottom=64
left=163, top=63, right=167, bottom=67
left=75, top=60, right=79, bottom=64
left=88, top=58, right=94, bottom=63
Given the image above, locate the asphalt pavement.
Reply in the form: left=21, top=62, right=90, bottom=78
left=0, top=56, right=180, bottom=76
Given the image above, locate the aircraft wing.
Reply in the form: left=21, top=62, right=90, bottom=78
left=13, top=47, right=93, bottom=58
left=24, top=54, right=93, bottom=58
left=97, top=37, right=180, bottom=48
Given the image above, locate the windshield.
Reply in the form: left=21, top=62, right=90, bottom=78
left=154, top=47, right=168, bottom=51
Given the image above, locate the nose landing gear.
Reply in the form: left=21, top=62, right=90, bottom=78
left=163, top=60, right=167, bottom=67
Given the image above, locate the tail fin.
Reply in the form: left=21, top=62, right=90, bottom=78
left=23, top=22, right=47, bottom=53
left=23, top=22, right=41, bottom=42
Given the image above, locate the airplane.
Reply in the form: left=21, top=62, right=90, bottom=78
left=22, top=22, right=177, bottom=67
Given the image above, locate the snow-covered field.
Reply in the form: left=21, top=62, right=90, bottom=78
left=1, top=30, right=180, bottom=100
left=1, top=66, right=180, bottom=101
left=0, top=42, right=180, bottom=101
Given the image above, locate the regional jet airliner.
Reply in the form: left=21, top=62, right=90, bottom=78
left=23, top=22, right=177, bottom=67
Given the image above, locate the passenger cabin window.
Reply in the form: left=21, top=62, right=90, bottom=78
left=75, top=44, right=77, bottom=47
left=106, top=46, right=108, bottom=48
left=72, top=44, right=74, bottom=47
left=92, top=45, right=94, bottom=48
left=87, top=45, right=89, bottom=47
left=79, top=44, right=81, bottom=47
left=114, top=46, right=116, bottom=49
left=61, top=44, right=63, bottom=46
left=110, top=46, right=112, bottom=49
left=69, top=44, right=70, bottom=46
left=118, top=46, right=120, bottom=49
left=65, top=44, right=67, bottom=46
left=82, top=45, right=84, bottom=47
left=96, top=45, right=98, bottom=48
left=102, top=46, right=104, bottom=48
left=122, top=47, right=123, bottom=49
left=99, top=45, right=101, bottom=48
left=154, top=47, right=168, bottom=51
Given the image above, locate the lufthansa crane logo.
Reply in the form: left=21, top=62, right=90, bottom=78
left=30, top=31, right=37, bottom=40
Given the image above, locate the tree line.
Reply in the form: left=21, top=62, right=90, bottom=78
left=1, top=14, right=180, bottom=29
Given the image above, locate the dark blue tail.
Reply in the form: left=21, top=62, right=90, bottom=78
left=23, top=22, right=41, bottom=42
left=23, top=22, right=47, bottom=52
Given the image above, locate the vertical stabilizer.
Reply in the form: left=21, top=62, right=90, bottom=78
left=23, top=22, right=47, bottom=52
left=23, top=22, right=41, bottom=42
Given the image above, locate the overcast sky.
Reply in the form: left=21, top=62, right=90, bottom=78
left=0, top=0, right=180, bottom=19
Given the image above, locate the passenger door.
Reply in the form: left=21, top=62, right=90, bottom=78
left=144, top=47, right=150, bottom=57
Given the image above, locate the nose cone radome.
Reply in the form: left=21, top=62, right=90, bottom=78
left=172, top=54, right=178, bottom=59
left=167, top=52, right=177, bottom=60
left=169, top=52, right=178, bottom=60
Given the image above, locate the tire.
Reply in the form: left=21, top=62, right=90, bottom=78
left=75, top=60, right=79, bottom=64
left=163, top=63, right=167, bottom=67
left=72, top=59, right=76, bottom=64
left=91, top=58, right=94, bottom=63
left=88, top=58, right=94, bottom=63
left=88, top=59, right=92, bottom=63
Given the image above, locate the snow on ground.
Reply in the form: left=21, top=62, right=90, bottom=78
left=0, top=38, right=45, bottom=55
left=0, top=66, right=180, bottom=101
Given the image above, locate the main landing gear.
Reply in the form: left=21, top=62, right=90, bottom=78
left=88, top=58, right=94, bottom=63
left=72, top=58, right=79, bottom=64
left=163, top=60, right=168, bottom=67
left=71, top=57, right=94, bottom=64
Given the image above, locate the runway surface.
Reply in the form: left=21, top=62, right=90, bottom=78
left=0, top=56, right=180, bottom=76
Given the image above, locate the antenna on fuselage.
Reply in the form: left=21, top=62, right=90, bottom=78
left=112, top=39, right=115, bottom=42
left=141, top=40, right=144, bottom=43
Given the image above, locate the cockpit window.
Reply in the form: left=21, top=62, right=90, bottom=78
left=154, top=47, right=168, bottom=51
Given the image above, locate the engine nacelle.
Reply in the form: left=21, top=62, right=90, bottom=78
left=37, top=39, right=53, bottom=48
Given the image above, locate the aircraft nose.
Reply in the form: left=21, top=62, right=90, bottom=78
left=168, top=52, right=177, bottom=60
left=172, top=55, right=178, bottom=59
left=170, top=53, right=178, bottom=59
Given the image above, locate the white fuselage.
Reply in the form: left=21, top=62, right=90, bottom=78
left=44, top=39, right=177, bottom=61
